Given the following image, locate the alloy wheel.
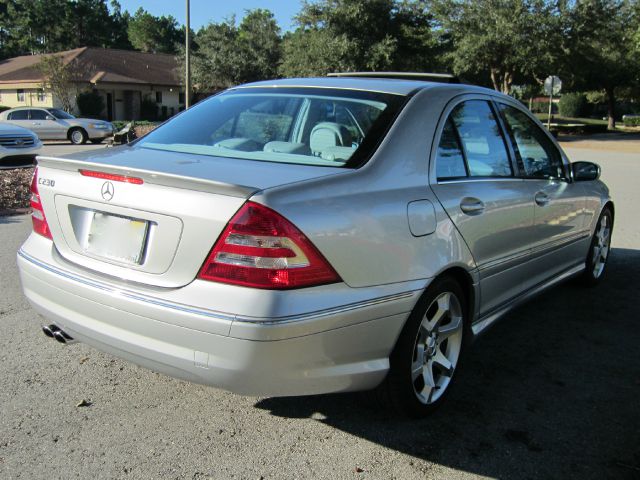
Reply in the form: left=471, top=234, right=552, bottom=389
left=592, top=213, right=611, bottom=279
left=411, top=291, right=464, bottom=405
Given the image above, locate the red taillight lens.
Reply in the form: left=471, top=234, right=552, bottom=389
left=30, top=168, right=52, bottom=239
left=198, top=202, right=341, bottom=289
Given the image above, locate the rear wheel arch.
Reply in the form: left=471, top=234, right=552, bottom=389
left=411, top=267, right=475, bottom=332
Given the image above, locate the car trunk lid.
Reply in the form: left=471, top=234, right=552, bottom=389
left=35, top=146, right=345, bottom=288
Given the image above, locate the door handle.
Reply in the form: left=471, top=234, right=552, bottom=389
left=534, top=192, right=550, bottom=206
left=460, top=197, right=485, bottom=215
left=32, top=122, right=41, bottom=125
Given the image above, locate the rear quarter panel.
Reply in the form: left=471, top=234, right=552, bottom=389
left=254, top=88, right=477, bottom=288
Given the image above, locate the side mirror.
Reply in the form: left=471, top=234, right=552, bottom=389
left=45, top=115, right=55, bottom=121
left=571, top=161, right=600, bottom=181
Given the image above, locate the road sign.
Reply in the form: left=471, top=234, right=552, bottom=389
left=544, top=76, right=562, bottom=95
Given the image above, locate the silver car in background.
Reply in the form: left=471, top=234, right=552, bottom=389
left=17, top=75, right=613, bottom=417
left=0, top=122, right=42, bottom=169
left=0, top=107, right=113, bottom=145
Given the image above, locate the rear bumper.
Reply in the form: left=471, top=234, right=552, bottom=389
left=17, top=237, right=421, bottom=396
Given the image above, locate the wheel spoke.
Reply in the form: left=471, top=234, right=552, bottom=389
left=422, top=360, right=436, bottom=388
left=411, top=344, right=425, bottom=380
left=433, top=350, right=454, bottom=376
left=437, top=315, right=462, bottom=339
left=425, top=293, right=450, bottom=331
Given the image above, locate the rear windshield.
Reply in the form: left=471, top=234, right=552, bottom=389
left=137, top=87, right=405, bottom=168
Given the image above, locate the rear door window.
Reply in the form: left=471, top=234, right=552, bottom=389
left=436, top=119, right=467, bottom=180
left=29, top=110, right=48, bottom=120
left=450, top=101, right=512, bottom=177
left=498, top=104, right=565, bottom=179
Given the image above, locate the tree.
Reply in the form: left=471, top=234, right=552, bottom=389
left=127, top=7, right=182, bottom=54
left=0, top=0, right=134, bottom=58
left=237, top=9, right=281, bottom=81
left=37, top=54, right=77, bottom=112
left=279, top=0, right=440, bottom=77
left=0, top=0, right=74, bottom=55
left=109, top=0, right=132, bottom=50
left=562, top=0, right=639, bottom=129
left=77, top=90, right=105, bottom=117
left=184, top=9, right=281, bottom=91
left=430, top=0, right=563, bottom=93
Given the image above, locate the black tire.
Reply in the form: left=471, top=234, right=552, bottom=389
left=377, top=275, right=468, bottom=417
left=69, top=128, right=87, bottom=145
left=90, top=138, right=105, bottom=144
left=581, top=207, right=613, bottom=286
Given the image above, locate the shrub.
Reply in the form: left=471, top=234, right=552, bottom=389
left=623, top=116, right=640, bottom=127
left=76, top=91, right=105, bottom=118
left=140, top=95, right=159, bottom=121
left=559, top=93, right=589, bottom=118
left=111, top=120, right=160, bottom=133
left=0, top=105, right=10, bottom=113
left=530, top=101, right=557, bottom=114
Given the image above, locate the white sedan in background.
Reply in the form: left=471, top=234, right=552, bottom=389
left=0, top=122, right=42, bottom=169
left=0, top=107, right=113, bottom=145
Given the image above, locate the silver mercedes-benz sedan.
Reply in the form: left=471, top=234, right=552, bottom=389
left=17, top=74, right=613, bottom=417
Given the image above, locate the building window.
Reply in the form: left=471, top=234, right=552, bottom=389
left=37, top=90, right=46, bottom=102
left=155, top=91, right=162, bottom=103
left=179, top=92, right=185, bottom=104
left=17, top=89, right=25, bottom=102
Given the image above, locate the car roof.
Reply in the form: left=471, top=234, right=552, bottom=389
left=6, top=106, right=47, bottom=111
left=233, top=76, right=499, bottom=97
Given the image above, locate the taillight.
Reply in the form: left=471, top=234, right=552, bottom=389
left=198, top=202, right=341, bottom=289
left=30, top=167, right=52, bottom=239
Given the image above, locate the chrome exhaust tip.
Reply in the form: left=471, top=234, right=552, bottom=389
left=43, top=324, right=77, bottom=345
left=42, top=324, right=59, bottom=338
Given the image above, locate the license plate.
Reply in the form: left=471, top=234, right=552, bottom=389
left=85, top=211, right=149, bottom=265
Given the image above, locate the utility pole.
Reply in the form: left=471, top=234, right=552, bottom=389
left=546, top=76, right=554, bottom=130
left=185, top=0, right=191, bottom=109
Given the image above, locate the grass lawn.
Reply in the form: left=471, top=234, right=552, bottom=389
left=534, top=114, right=608, bottom=126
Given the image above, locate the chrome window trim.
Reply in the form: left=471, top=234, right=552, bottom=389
left=436, top=177, right=524, bottom=185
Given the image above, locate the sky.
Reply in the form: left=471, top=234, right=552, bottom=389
left=116, top=0, right=303, bottom=32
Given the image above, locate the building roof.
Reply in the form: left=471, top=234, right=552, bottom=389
left=0, top=47, right=181, bottom=87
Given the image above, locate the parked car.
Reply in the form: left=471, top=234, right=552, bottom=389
left=17, top=74, right=613, bottom=417
left=0, top=107, right=113, bottom=145
left=0, top=123, right=42, bottom=169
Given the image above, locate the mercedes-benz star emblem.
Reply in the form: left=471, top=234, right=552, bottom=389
left=101, top=181, right=115, bottom=201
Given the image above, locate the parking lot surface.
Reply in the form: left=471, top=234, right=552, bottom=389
left=0, top=143, right=638, bottom=479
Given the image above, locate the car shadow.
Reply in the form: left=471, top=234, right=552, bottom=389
left=255, top=247, right=640, bottom=479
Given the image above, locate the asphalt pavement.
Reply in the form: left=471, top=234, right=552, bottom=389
left=0, top=143, right=638, bottom=479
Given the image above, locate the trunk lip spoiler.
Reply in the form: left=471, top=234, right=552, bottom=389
left=36, top=155, right=259, bottom=198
